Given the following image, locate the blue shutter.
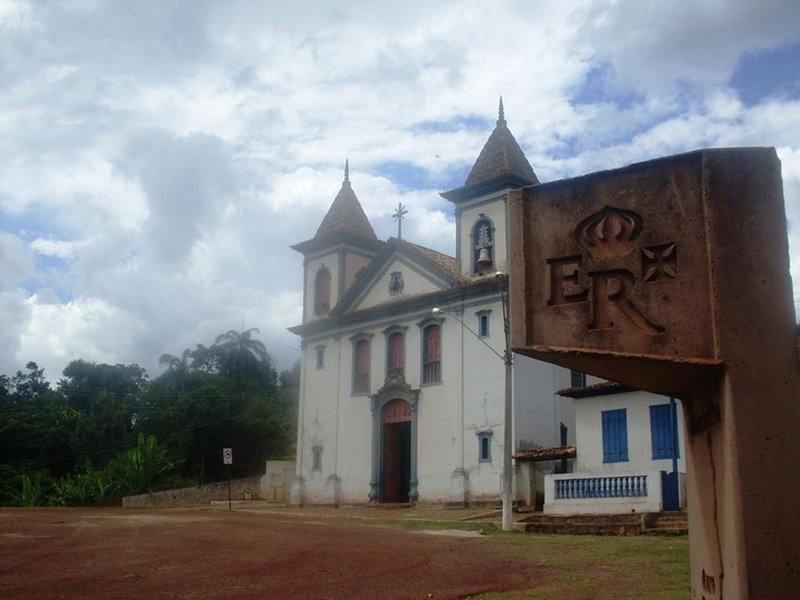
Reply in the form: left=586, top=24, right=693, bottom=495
left=650, top=404, right=679, bottom=459
left=602, top=409, right=629, bottom=463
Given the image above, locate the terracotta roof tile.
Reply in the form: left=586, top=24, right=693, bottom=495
left=314, top=177, right=378, bottom=243
left=556, top=381, right=636, bottom=399
left=442, top=100, right=538, bottom=201
left=465, top=105, right=538, bottom=187
left=514, top=445, right=577, bottom=462
left=393, top=238, right=470, bottom=285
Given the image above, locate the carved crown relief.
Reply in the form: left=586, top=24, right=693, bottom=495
left=547, top=204, right=677, bottom=337
left=575, top=206, right=643, bottom=260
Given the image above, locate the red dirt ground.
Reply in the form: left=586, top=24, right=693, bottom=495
left=0, top=507, right=542, bottom=599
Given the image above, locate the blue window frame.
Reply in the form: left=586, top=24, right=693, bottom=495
left=602, top=409, right=629, bottom=463
left=650, top=403, right=679, bottom=460
left=477, top=432, right=492, bottom=463
left=479, top=314, right=489, bottom=337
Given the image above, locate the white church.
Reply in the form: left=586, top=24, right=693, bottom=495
left=287, top=102, right=685, bottom=511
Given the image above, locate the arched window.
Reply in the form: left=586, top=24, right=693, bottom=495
left=422, top=324, right=441, bottom=384
left=313, top=266, right=331, bottom=315
left=476, top=310, right=491, bottom=337
left=478, top=433, right=492, bottom=463
left=352, top=337, right=371, bottom=394
left=387, top=331, right=405, bottom=376
left=472, top=215, right=494, bottom=274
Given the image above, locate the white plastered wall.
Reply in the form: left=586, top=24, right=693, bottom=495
left=574, top=390, right=686, bottom=475
left=457, top=194, right=510, bottom=278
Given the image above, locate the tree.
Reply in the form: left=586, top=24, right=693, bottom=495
left=0, top=331, right=297, bottom=503
left=214, top=328, right=275, bottom=388
left=0, top=363, right=76, bottom=477
left=157, top=348, right=194, bottom=400
left=158, top=348, right=193, bottom=373
left=58, top=361, right=149, bottom=466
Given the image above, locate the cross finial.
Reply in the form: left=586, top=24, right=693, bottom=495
left=344, top=159, right=350, bottom=184
left=392, top=202, right=409, bottom=239
left=497, top=96, right=506, bottom=126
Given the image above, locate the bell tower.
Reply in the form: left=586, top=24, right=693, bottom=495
left=441, top=99, right=539, bottom=279
left=291, top=161, right=383, bottom=323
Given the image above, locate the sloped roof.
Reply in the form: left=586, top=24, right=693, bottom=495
left=393, top=238, right=466, bottom=283
left=291, top=162, right=381, bottom=255
left=331, top=237, right=470, bottom=315
left=514, top=445, right=577, bottom=462
left=441, top=99, right=539, bottom=202
left=556, top=381, right=636, bottom=399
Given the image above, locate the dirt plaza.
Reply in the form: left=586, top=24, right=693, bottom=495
left=0, top=505, right=547, bottom=599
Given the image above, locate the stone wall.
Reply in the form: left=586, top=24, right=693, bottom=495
left=123, top=476, right=263, bottom=508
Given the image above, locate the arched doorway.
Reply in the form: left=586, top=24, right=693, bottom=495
left=369, top=377, right=419, bottom=504
left=382, top=399, right=411, bottom=503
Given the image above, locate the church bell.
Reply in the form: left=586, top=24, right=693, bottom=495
left=477, top=247, right=492, bottom=267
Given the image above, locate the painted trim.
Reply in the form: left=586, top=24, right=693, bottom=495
left=290, top=278, right=506, bottom=339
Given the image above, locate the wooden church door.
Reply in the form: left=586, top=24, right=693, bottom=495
left=382, top=399, right=412, bottom=503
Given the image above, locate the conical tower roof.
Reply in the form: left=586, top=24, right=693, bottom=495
left=441, top=99, right=538, bottom=203
left=291, top=161, right=381, bottom=255
left=314, top=160, right=378, bottom=242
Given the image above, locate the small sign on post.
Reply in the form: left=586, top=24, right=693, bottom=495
left=222, top=447, right=233, bottom=510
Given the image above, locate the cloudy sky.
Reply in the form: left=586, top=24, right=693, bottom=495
left=1, top=0, right=799, bottom=381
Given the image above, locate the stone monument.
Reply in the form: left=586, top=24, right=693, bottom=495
left=508, top=148, right=799, bottom=599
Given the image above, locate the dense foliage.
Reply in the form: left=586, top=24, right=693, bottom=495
left=0, top=329, right=298, bottom=506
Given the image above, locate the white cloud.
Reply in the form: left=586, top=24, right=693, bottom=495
left=1, top=0, right=799, bottom=380
left=583, top=0, right=800, bottom=95
left=30, top=238, right=80, bottom=259
left=0, top=232, right=34, bottom=288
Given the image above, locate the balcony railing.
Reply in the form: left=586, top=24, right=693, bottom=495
left=545, top=471, right=663, bottom=515
left=555, top=474, right=648, bottom=500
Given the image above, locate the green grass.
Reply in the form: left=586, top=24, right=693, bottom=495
left=391, top=519, right=689, bottom=599
left=250, top=508, right=690, bottom=598
left=472, top=532, right=689, bottom=599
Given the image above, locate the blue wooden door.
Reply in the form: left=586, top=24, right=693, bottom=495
left=661, top=470, right=680, bottom=511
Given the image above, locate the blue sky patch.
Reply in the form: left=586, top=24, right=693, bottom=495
left=1, top=209, right=60, bottom=241
left=410, top=113, right=490, bottom=134
left=730, top=44, right=800, bottom=107
left=572, top=64, right=644, bottom=109
left=371, top=160, right=470, bottom=192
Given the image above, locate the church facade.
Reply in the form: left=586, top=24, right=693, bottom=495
left=288, top=103, right=575, bottom=506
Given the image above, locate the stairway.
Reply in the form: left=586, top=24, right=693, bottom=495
left=642, top=511, right=688, bottom=535
left=519, top=511, right=688, bottom=536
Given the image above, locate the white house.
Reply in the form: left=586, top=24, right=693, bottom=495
left=541, top=375, right=687, bottom=515
left=288, top=102, right=574, bottom=506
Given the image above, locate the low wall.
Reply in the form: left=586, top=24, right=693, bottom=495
left=259, top=460, right=296, bottom=502
left=123, top=477, right=263, bottom=508
left=544, top=471, right=663, bottom=515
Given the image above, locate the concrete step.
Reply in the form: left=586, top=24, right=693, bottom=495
left=519, top=512, right=688, bottom=536
left=643, top=511, right=688, bottom=535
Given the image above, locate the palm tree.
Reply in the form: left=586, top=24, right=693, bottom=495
left=214, top=328, right=270, bottom=386
left=158, top=348, right=193, bottom=399
left=158, top=348, right=193, bottom=373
